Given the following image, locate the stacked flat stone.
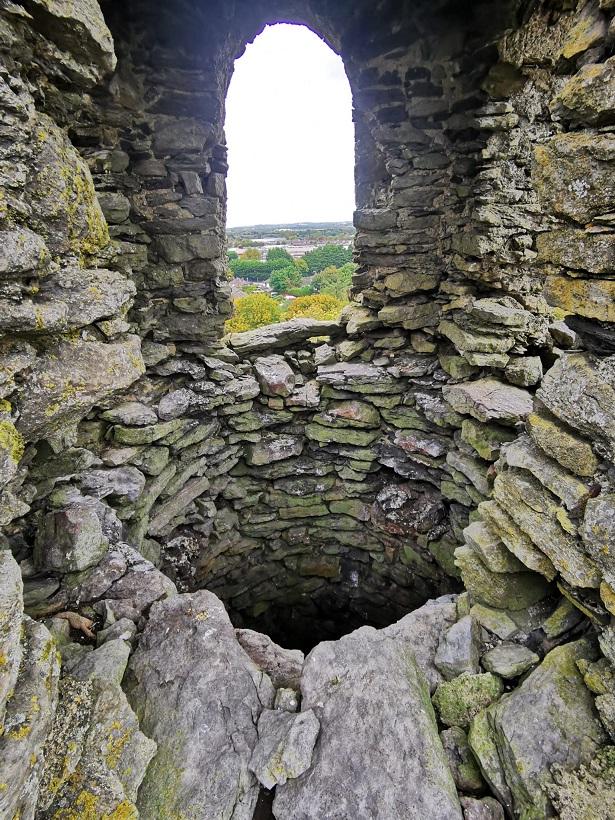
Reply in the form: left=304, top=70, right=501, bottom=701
left=0, top=0, right=614, bottom=817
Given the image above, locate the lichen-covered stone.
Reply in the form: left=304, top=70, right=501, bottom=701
left=533, top=133, right=615, bottom=223
left=0, top=551, right=23, bottom=734
left=0, top=617, right=60, bottom=820
left=443, top=379, right=533, bottom=426
left=550, top=57, right=615, bottom=126
left=492, top=470, right=600, bottom=588
left=455, top=545, right=550, bottom=610
left=544, top=275, right=615, bottom=323
left=547, top=746, right=615, bottom=820
left=581, top=494, right=615, bottom=582
left=537, top=354, right=615, bottom=458
left=441, top=726, right=485, bottom=792
left=433, top=672, right=504, bottom=728
left=481, top=643, right=539, bottom=679
left=16, top=335, right=145, bottom=440
left=249, top=708, right=320, bottom=789
left=469, top=640, right=606, bottom=818
left=537, top=229, right=615, bottom=275
left=128, top=591, right=274, bottom=819
left=526, top=409, right=599, bottom=478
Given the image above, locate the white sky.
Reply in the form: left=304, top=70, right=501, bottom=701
left=224, top=24, right=355, bottom=228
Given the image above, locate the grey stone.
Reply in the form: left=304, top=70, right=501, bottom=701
left=460, top=797, right=505, bottom=820
left=101, top=401, right=158, bottom=426
left=79, top=466, right=146, bottom=502
left=435, top=615, right=481, bottom=681
left=245, top=433, right=304, bottom=466
left=157, top=388, right=195, bottom=420
left=0, top=617, right=60, bottom=820
left=273, top=614, right=462, bottom=820
left=443, top=379, right=533, bottom=426
left=481, top=643, right=539, bottom=679
left=254, top=354, right=296, bottom=397
left=504, top=356, right=542, bottom=387
left=441, top=726, right=485, bottom=792
left=34, top=501, right=108, bottom=573
left=228, top=318, right=340, bottom=355
left=128, top=591, right=274, bottom=820
left=236, top=628, right=304, bottom=689
left=0, top=551, right=23, bottom=733
left=65, top=638, right=131, bottom=685
left=469, top=639, right=606, bottom=818
left=97, top=191, right=130, bottom=223
left=0, top=227, right=48, bottom=278
left=249, top=708, right=320, bottom=789
left=23, top=0, right=116, bottom=77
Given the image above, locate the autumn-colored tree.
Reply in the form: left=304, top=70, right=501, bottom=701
left=284, top=294, right=345, bottom=321
left=225, top=293, right=282, bottom=333
left=241, top=247, right=262, bottom=260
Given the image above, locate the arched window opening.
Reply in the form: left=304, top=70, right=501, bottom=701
left=224, top=23, right=356, bottom=332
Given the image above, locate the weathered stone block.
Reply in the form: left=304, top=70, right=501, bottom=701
left=544, top=275, right=615, bottom=323
left=550, top=57, right=615, bottom=126
left=533, top=133, right=615, bottom=223
left=34, top=502, right=108, bottom=573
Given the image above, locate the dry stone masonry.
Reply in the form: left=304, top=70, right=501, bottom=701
left=0, top=0, right=615, bottom=817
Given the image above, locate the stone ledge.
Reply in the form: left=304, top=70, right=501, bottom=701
left=226, top=318, right=342, bottom=355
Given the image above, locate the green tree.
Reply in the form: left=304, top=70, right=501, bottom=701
left=311, top=262, right=356, bottom=300
left=227, top=250, right=239, bottom=261
left=267, top=247, right=294, bottom=264
left=269, top=265, right=303, bottom=294
left=302, top=244, right=353, bottom=274
left=226, top=293, right=282, bottom=333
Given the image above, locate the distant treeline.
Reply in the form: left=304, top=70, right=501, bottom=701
left=228, top=244, right=353, bottom=281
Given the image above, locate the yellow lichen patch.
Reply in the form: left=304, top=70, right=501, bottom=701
left=556, top=507, right=576, bottom=535
left=0, top=420, right=25, bottom=463
left=194, top=610, right=209, bottom=621
left=105, top=722, right=133, bottom=769
left=8, top=723, right=32, bottom=741
left=44, top=380, right=84, bottom=418
left=600, top=580, right=615, bottom=616
left=51, top=791, right=137, bottom=820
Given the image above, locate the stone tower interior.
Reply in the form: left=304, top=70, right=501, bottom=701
left=1, top=0, right=615, bottom=817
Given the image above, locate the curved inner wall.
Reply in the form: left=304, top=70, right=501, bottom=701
left=1, top=0, right=615, bottom=816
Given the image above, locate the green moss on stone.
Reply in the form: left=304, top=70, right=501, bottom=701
left=433, top=672, right=504, bottom=728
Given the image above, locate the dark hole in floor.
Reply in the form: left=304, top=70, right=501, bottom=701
left=252, top=786, right=275, bottom=820
left=230, top=577, right=461, bottom=654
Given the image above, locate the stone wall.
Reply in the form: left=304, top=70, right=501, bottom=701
left=1, top=0, right=615, bottom=816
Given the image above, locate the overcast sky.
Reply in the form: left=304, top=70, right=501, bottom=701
left=224, top=24, right=355, bottom=228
